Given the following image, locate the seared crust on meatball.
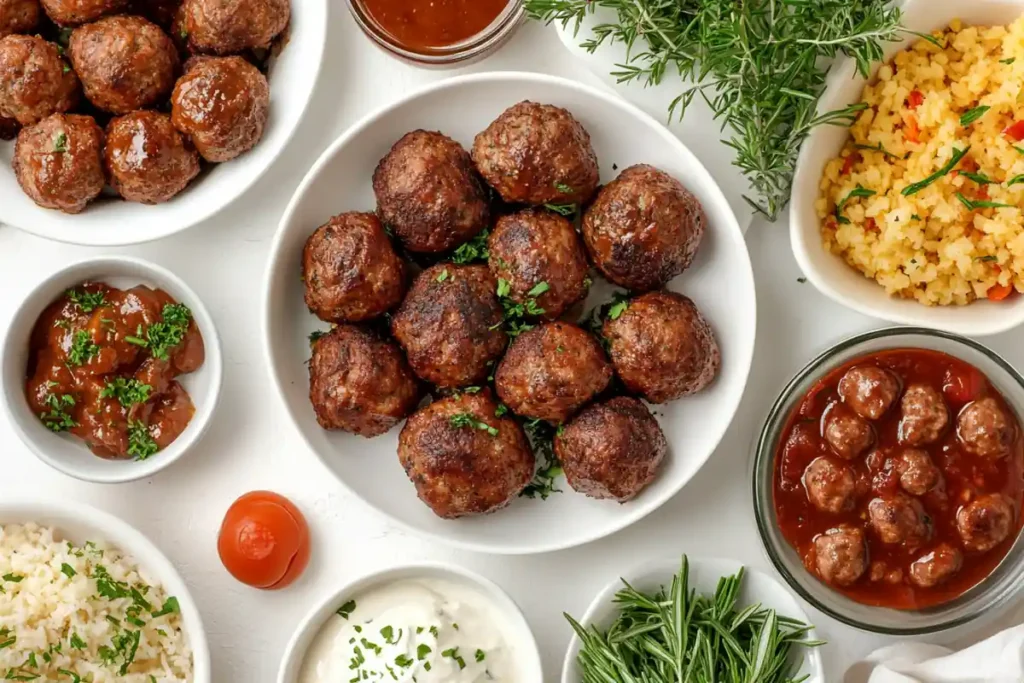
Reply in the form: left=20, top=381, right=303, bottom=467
left=603, top=291, right=719, bottom=403
left=372, top=130, right=489, bottom=254
left=302, top=212, right=407, bottom=323
left=14, top=113, right=103, bottom=213
left=823, top=405, right=873, bottom=459
left=0, top=0, right=39, bottom=37
left=308, top=325, right=422, bottom=438
left=104, top=110, right=199, bottom=204
left=170, top=55, right=269, bottom=162
left=391, top=263, right=507, bottom=388
left=181, top=0, right=289, bottom=54
left=813, top=525, right=867, bottom=586
left=909, top=544, right=962, bottom=588
left=472, top=100, right=599, bottom=206
left=897, top=448, right=941, bottom=496
left=398, top=392, right=534, bottom=519
left=839, top=365, right=900, bottom=420
left=0, top=35, right=79, bottom=125
left=555, top=396, right=667, bottom=502
left=957, top=493, right=1015, bottom=553
left=868, top=494, right=931, bottom=545
left=68, top=15, right=178, bottom=114
left=495, top=322, right=612, bottom=424
left=582, top=164, right=706, bottom=292
left=958, top=397, right=1015, bottom=459
left=40, top=0, right=126, bottom=25
left=899, top=384, right=948, bottom=446
left=488, top=208, right=590, bottom=320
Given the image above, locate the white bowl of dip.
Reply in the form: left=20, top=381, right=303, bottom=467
left=277, top=563, right=544, bottom=683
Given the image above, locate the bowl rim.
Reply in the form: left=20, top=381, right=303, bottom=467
left=559, top=555, right=825, bottom=683
left=0, top=0, right=329, bottom=247
left=0, top=254, right=224, bottom=484
left=0, top=497, right=211, bottom=682
left=261, top=69, right=756, bottom=555
left=751, top=325, right=1024, bottom=635
left=275, top=560, right=544, bottom=683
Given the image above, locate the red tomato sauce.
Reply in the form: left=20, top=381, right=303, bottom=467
left=359, top=0, right=510, bottom=50
left=773, top=348, right=1024, bottom=609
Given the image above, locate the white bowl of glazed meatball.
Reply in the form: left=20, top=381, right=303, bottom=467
left=0, top=0, right=326, bottom=246
left=264, top=72, right=756, bottom=554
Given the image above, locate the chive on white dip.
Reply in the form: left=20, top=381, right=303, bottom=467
left=298, top=578, right=516, bottom=682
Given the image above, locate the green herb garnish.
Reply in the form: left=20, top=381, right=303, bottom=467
left=902, top=146, right=971, bottom=196
left=959, top=171, right=993, bottom=184
left=1007, top=175, right=1024, bottom=186
left=100, top=378, right=151, bottom=408
left=834, top=185, right=876, bottom=224
left=336, top=600, right=356, bottom=619
left=449, top=413, right=499, bottom=437
left=956, top=193, right=1014, bottom=211
left=475, top=649, right=486, bottom=662
left=451, top=229, right=489, bottom=264
left=66, top=288, right=105, bottom=313
left=53, top=133, right=68, bottom=153
left=40, top=393, right=77, bottom=432
left=543, top=203, right=577, bottom=217
left=960, top=106, right=990, bottom=126
left=2, top=574, right=22, bottom=583
left=60, top=563, right=76, bottom=579
left=555, top=182, right=574, bottom=194
left=151, top=597, right=179, bottom=617
left=520, top=418, right=563, bottom=500
left=976, top=255, right=998, bottom=262
left=441, top=647, right=466, bottom=670
left=527, top=281, right=550, bottom=297
left=1001, top=57, right=1016, bottom=64
left=67, top=331, right=99, bottom=367
left=854, top=142, right=898, bottom=159
left=127, top=421, right=159, bottom=461
left=436, top=269, right=450, bottom=283
left=417, top=643, right=432, bottom=660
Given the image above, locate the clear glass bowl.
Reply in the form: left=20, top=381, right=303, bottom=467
left=345, top=0, right=524, bottom=67
left=752, top=326, right=1024, bottom=635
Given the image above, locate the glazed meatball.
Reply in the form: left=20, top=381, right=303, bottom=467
left=495, top=322, right=612, bottom=424
left=390, top=263, right=506, bottom=388
left=487, top=208, right=590, bottom=320
left=958, top=397, right=1015, bottom=459
left=814, top=525, right=868, bottom=587
left=957, top=493, right=1015, bottom=553
left=302, top=213, right=406, bottom=323
left=868, top=494, right=931, bottom=545
left=554, top=396, right=667, bottom=502
left=180, top=0, right=288, bottom=54
left=838, top=365, right=900, bottom=420
left=398, top=392, right=534, bottom=519
left=897, top=448, right=941, bottom=496
left=0, top=0, right=38, bottom=37
left=823, top=406, right=873, bottom=459
left=582, top=164, right=706, bottom=292
left=803, top=457, right=856, bottom=514
left=170, top=55, right=269, bottom=162
left=68, top=15, right=177, bottom=114
left=308, top=325, right=422, bottom=438
left=40, top=0, right=125, bottom=25
left=603, top=291, right=719, bottom=403
left=0, top=35, right=78, bottom=125
left=104, top=110, right=199, bottom=204
left=471, top=100, right=599, bottom=206
left=909, top=544, right=963, bottom=588
left=899, top=384, right=948, bottom=446
left=372, top=130, right=489, bottom=253
left=14, top=114, right=104, bottom=213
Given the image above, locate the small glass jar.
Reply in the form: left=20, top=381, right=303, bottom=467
left=752, top=326, right=1024, bottom=635
left=345, top=0, right=524, bottom=67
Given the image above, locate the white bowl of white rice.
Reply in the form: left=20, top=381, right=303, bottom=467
left=0, top=499, right=209, bottom=683
left=791, top=0, right=1024, bottom=336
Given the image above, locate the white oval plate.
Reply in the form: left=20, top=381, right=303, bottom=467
left=0, top=0, right=327, bottom=247
left=263, top=71, right=756, bottom=555
left=562, top=557, right=825, bottom=683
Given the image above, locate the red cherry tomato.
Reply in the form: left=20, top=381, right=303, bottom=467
left=218, top=491, right=310, bottom=590
left=943, top=367, right=985, bottom=404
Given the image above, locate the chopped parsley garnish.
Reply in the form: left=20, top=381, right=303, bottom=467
left=0, top=635, right=15, bottom=649
left=496, top=278, right=511, bottom=298
left=100, top=378, right=151, bottom=408
left=57, top=670, right=81, bottom=682
left=93, top=566, right=131, bottom=600
left=436, top=269, right=450, bottom=283
left=853, top=142, right=898, bottom=159
left=336, top=600, right=356, bottom=619
left=543, top=202, right=577, bottom=217
left=555, top=182, right=574, bottom=194
left=379, top=625, right=399, bottom=643
left=99, top=629, right=141, bottom=675
left=69, top=632, right=86, bottom=650
left=127, top=421, right=159, bottom=461
left=417, top=643, right=432, bottom=660
left=151, top=596, right=179, bottom=617
left=834, top=185, right=876, bottom=224
left=976, top=255, right=998, bottom=262
left=67, top=331, right=99, bottom=367
left=40, top=393, right=77, bottom=432
left=493, top=278, right=545, bottom=337
left=959, top=171, right=993, bottom=184
left=960, top=105, right=990, bottom=126
left=475, top=648, right=486, bottom=662
left=451, top=229, right=489, bottom=264
left=956, top=192, right=1013, bottom=211
left=428, top=625, right=439, bottom=638
left=526, top=281, right=550, bottom=297
left=308, top=329, right=329, bottom=345
left=66, top=288, right=105, bottom=313
left=60, top=563, right=76, bottom=578
left=494, top=403, right=508, bottom=418
left=1001, top=57, right=1016, bottom=64
left=441, top=647, right=466, bottom=670
left=53, top=132, right=68, bottom=153
left=902, top=146, right=970, bottom=196
left=127, top=304, right=193, bottom=360
left=911, top=214, right=922, bottom=220
left=449, top=413, right=499, bottom=437
left=520, top=418, right=563, bottom=500
left=394, top=654, right=413, bottom=667
left=607, top=293, right=630, bottom=321
left=2, top=574, right=23, bottom=583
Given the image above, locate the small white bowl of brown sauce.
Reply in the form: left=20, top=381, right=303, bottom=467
left=1, top=255, right=222, bottom=484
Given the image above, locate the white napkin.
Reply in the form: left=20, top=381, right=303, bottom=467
left=846, top=625, right=1024, bottom=683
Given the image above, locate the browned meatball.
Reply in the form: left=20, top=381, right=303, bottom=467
left=958, top=397, right=1015, bottom=459
left=0, top=35, right=78, bottom=125
left=582, top=165, right=706, bottom=292
left=372, top=130, right=489, bottom=253
left=957, top=493, right=1015, bottom=553
left=803, top=457, right=856, bottom=514
left=391, top=263, right=507, bottom=388
left=487, top=208, right=590, bottom=320
left=814, top=525, right=868, bottom=587
left=823, top=406, right=874, bottom=459
left=308, top=325, right=422, bottom=438
left=40, top=0, right=125, bottom=25
left=0, top=0, right=39, bottom=37
left=104, top=110, right=199, bottom=204
left=603, top=291, right=719, bottom=403
left=868, top=494, right=931, bottom=545
left=899, top=384, right=948, bottom=446
left=398, top=392, right=534, bottom=519
left=180, top=0, right=288, bottom=54
left=909, top=544, right=963, bottom=588
left=170, top=55, right=269, bottom=162
left=838, top=365, right=900, bottom=420
left=554, top=396, right=667, bottom=502
left=471, top=100, right=599, bottom=206
left=897, top=448, right=941, bottom=495
left=495, top=322, right=611, bottom=424
left=302, top=213, right=406, bottom=324
left=68, top=15, right=177, bottom=114
left=14, top=113, right=104, bottom=213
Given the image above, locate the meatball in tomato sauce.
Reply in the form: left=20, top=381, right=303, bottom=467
left=868, top=495, right=931, bottom=545
left=899, top=384, right=948, bottom=446
left=823, top=406, right=873, bottom=459
left=909, top=544, right=962, bottom=588
left=813, top=525, right=868, bottom=587
left=957, top=397, right=1015, bottom=459
left=803, top=457, right=856, bottom=514
left=838, top=365, right=900, bottom=420
left=957, top=493, right=1015, bottom=553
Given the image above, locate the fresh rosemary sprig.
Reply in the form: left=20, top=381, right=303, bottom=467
left=525, top=0, right=904, bottom=220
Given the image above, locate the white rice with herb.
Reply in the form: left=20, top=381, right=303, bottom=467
left=0, top=523, right=192, bottom=682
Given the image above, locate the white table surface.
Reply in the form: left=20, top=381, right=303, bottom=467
left=2, top=6, right=1023, bottom=682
